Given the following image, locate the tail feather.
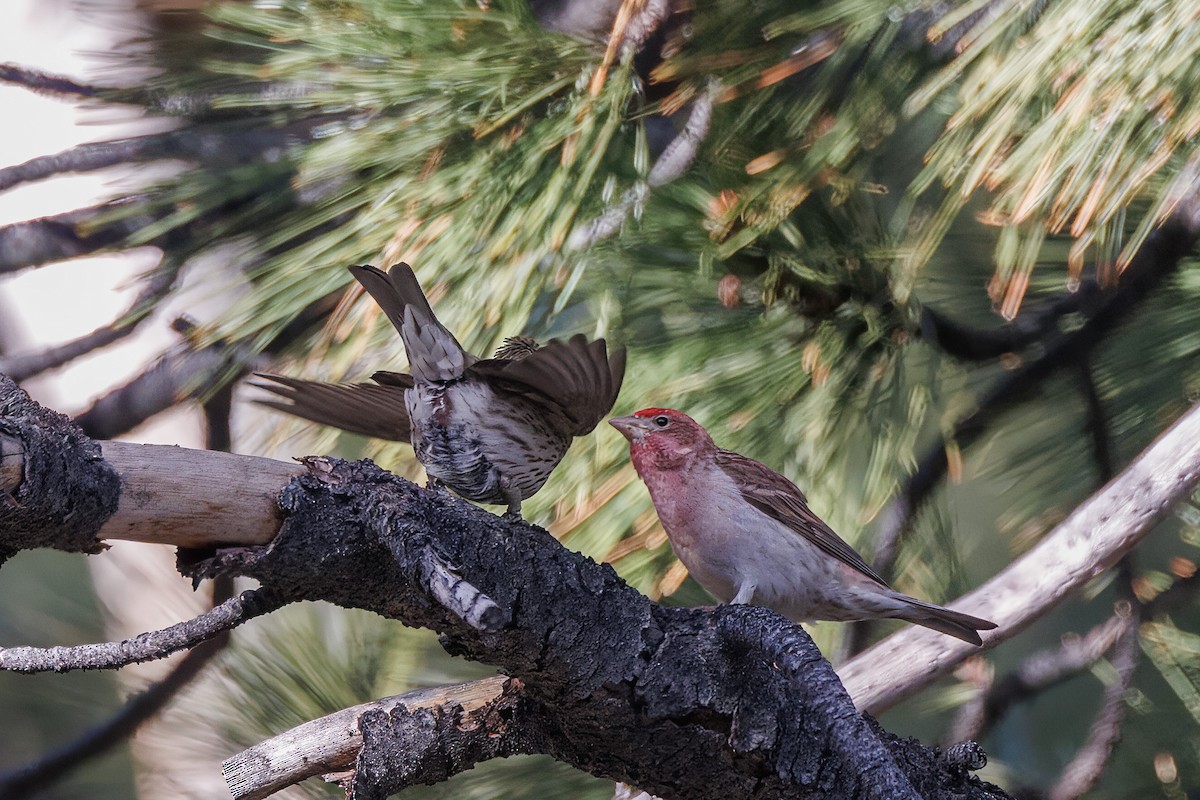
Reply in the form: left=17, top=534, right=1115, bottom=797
left=348, top=263, right=474, bottom=383
left=893, top=597, right=998, bottom=646
left=252, top=373, right=413, bottom=442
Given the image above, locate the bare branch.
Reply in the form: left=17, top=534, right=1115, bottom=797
left=0, top=436, right=299, bottom=549
left=0, top=265, right=178, bottom=382
left=74, top=293, right=338, bottom=441
left=945, top=617, right=1123, bottom=746
left=947, top=570, right=1200, bottom=745
left=223, top=677, right=521, bottom=800
left=0, top=204, right=158, bottom=273
left=0, top=128, right=299, bottom=194
left=840, top=398, right=1200, bottom=715
left=0, top=577, right=234, bottom=797
left=1047, top=601, right=1140, bottom=800
left=0, top=587, right=283, bottom=673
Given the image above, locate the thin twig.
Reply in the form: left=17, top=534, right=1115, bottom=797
left=1078, top=358, right=1115, bottom=482
left=0, top=63, right=98, bottom=98
left=0, top=577, right=235, bottom=799
left=1048, top=572, right=1139, bottom=800
left=0, top=587, right=283, bottom=674
left=568, top=81, right=717, bottom=251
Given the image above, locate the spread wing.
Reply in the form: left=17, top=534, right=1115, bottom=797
left=713, top=449, right=889, bottom=587
left=252, top=372, right=413, bottom=442
left=468, top=334, right=627, bottom=435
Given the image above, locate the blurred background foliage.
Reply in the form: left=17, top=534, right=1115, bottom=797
left=2, top=0, right=1200, bottom=797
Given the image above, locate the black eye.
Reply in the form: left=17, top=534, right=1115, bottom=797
left=653, top=415, right=670, bottom=428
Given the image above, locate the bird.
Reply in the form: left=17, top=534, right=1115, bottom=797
left=609, top=408, right=997, bottom=645
left=255, top=263, right=626, bottom=517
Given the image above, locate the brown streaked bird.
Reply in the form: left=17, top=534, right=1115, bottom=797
left=256, top=263, right=626, bottom=517
left=610, top=408, right=997, bottom=645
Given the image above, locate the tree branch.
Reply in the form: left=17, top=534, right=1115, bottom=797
left=0, top=128, right=299, bottom=194
left=0, top=62, right=98, bottom=98
left=567, top=81, right=716, bottom=251
left=947, top=569, right=1200, bottom=746
left=0, top=203, right=159, bottom=274
left=1, top=374, right=302, bottom=548
left=1047, top=597, right=1139, bottom=800
left=74, top=293, right=338, bottom=441
left=840, top=397, right=1200, bottom=715
left=0, top=263, right=178, bottom=382
left=0, top=577, right=234, bottom=797
left=0, top=587, right=283, bottom=673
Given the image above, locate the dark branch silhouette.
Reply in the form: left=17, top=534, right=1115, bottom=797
left=0, top=63, right=98, bottom=98
left=869, top=205, right=1200, bottom=585
left=75, top=292, right=337, bottom=440
left=0, top=263, right=179, bottom=382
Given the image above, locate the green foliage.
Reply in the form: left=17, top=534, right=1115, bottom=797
left=905, top=0, right=1200, bottom=316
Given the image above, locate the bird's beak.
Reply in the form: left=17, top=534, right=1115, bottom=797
left=609, top=415, right=651, bottom=442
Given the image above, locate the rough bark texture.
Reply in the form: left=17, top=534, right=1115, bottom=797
left=0, top=373, right=118, bottom=565
left=182, top=457, right=1003, bottom=800
left=352, top=678, right=535, bottom=800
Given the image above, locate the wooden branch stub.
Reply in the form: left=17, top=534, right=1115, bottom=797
left=223, top=677, right=516, bottom=800
left=98, top=441, right=302, bottom=548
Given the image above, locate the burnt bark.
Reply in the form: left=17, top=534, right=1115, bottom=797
left=0, top=373, right=118, bottom=565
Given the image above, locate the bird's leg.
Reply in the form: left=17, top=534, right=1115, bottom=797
left=426, top=476, right=451, bottom=497
left=499, top=477, right=523, bottom=520
left=729, top=583, right=756, bottom=606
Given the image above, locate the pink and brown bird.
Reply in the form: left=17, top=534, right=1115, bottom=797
left=256, top=263, right=626, bottom=516
left=610, top=408, right=997, bottom=645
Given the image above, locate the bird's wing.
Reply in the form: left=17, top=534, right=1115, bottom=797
left=713, top=449, right=889, bottom=587
left=348, top=263, right=476, bottom=382
left=468, top=334, right=627, bottom=435
left=252, top=373, right=412, bottom=442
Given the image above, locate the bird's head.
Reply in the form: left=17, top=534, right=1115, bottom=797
left=609, top=408, right=715, bottom=470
